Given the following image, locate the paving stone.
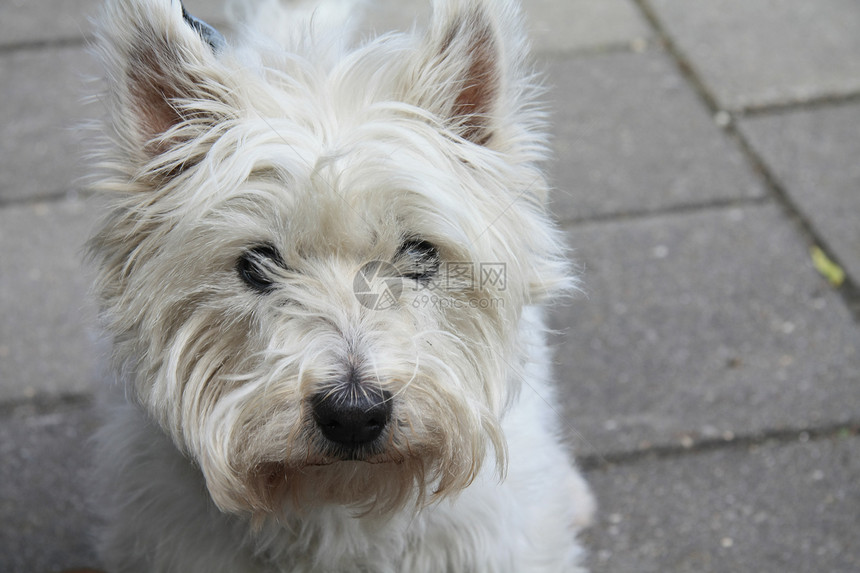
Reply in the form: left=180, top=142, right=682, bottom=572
left=0, top=0, right=227, bottom=47
left=363, top=0, right=651, bottom=54
left=647, top=0, right=860, bottom=111
left=0, top=45, right=99, bottom=202
left=582, top=434, right=860, bottom=573
left=524, top=0, right=651, bottom=54
left=739, top=102, right=860, bottom=288
left=545, top=50, right=764, bottom=222
left=0, top=197, right=106, bottom=402
left=0, top=0, right=100, bottom=47
left=0, top=404, right=101, bottom=573
left=550, top=204, right=860, bottom=455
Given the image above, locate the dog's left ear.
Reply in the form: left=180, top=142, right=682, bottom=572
left=405, top=0, right=530, bottom=147
left=96, top=0, right=232, bottom=173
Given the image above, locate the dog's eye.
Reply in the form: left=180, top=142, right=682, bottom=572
left=237, top=244, right=286, bottom=293
left=398, top=239, right=440, bottom=282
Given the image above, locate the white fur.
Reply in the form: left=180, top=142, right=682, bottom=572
left=88, top=0, right=594, bottom=571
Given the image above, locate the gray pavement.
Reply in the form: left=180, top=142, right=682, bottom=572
left=1, top=1, right=858, bottom=572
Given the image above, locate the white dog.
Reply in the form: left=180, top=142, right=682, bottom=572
left=88, top=0, right=594, bottom=570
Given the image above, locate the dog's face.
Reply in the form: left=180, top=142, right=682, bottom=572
left=91, top=0, right=567, bottom=518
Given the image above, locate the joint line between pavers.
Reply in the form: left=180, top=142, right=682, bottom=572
left=0, top=392, right=95, bottom=420
left=556, top=195, right=773, bottom=229
left=0, top=189, right=93, bottom=210
left=736, top=91, right=860, bottom=119
left=578, top=421, right=860, bottom=472
left=0, top=36, right=89, bottom=56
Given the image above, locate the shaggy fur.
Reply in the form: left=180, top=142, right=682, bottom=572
left=88, top=0, right=595, bottom=571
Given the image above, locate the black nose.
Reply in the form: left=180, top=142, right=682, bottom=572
left=311, top=385, right=392, bottom=448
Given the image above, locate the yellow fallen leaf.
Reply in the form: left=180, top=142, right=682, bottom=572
left=810, top=246, right=845, bottom=288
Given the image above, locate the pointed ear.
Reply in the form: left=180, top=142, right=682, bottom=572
left=406, top=0, right=525, bottom=147
left=96, top=0, right=230, bottom=169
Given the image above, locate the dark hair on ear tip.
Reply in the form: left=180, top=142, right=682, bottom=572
left=180, top=1, right=226, bottom=52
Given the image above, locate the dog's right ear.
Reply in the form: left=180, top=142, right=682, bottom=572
left=400, top=0, right=537, bottom=150
left=96, top=0, right=232, bottom=173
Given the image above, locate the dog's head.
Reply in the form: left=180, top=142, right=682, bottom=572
left=90, top=0, right=570, bottom=518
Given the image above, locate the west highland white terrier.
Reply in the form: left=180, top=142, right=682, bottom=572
left=87, top=0, right=594, bottom=570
